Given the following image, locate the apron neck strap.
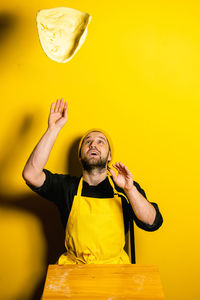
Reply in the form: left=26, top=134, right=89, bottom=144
left=107, top=174, right=129, bottom=204
left=77, top=177, right=83, bottom=196
left=77, top=174, right=129, bottom=204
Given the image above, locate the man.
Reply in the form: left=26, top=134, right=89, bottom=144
left=22, top=98, right=163, bottom=264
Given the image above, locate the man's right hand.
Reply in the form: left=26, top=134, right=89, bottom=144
left=22, top=98, right=68, bottom=188
left=48, top=98, right=68, bottom=130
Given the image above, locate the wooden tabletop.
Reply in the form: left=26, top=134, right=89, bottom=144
left=41, top=264, right=165, bottom=300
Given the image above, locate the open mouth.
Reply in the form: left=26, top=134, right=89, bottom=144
left=88, top=150, right=99, bottom=156
left=90, top=152, right=98, bottom=156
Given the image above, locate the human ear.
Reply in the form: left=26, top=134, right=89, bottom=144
left=108, top=151, right=111, bottom=162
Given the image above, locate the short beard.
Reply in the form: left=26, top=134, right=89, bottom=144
left=80, top=156, right=108, bottom=173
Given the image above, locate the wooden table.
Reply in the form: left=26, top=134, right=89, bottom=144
left=41, top=264, right=165, bottom=300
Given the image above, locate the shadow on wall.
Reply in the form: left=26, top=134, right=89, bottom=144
left=67, top=136, right=82, bottom=177
left=0, top=12, right=18, bottom=47
left=0, top=115, right=82, bottom=300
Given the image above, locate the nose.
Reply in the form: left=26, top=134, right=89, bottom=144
left=90, top=140, right=97, bottom=148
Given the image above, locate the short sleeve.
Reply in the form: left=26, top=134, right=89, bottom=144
left=26, top=169, right=51, bottom=192
left=26, top=169, right=68, bottom=205
left=132, top=202, right=163, bottom=231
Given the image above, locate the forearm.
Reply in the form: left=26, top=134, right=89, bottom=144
left=22, top=127, right=60, bottom=180
left=124, top=186, right=156, bottom=225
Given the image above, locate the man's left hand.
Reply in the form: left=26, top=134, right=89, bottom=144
left=109, top=162, right=134, bottom=192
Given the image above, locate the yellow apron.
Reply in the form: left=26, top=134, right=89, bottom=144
left=57, top=175, right=131, bottom=264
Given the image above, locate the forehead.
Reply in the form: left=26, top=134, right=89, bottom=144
left=83, top=131, right=107, bottom=142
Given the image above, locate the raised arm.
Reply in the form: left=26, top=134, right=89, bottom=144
left=110, top=162, right=156, bottom=225
left=22, top=99, right=68, bottom=187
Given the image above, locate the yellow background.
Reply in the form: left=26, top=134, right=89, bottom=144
left=0, top=0, right=200, bottom=299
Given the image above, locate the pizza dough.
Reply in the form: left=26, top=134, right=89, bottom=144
left=36, top=7, right=92, bottom=63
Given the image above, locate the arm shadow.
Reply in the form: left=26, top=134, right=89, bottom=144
left=0, top=118, right=83, bottom=300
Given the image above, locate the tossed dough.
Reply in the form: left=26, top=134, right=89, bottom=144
left=36, top=7, right=92, bottom=63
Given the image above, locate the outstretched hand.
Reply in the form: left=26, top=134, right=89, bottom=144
left=109, top=162, right=134, bottom=192
left=48, top=98, right=68, bottom=130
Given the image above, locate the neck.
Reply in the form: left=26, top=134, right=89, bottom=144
left=82, top=168, right=108, bottom=186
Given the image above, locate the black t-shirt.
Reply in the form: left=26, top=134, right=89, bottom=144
left=26, top=169, right=163, bottom=234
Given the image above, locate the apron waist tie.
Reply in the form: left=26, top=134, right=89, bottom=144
left=59, top=249, right=127, bottom=264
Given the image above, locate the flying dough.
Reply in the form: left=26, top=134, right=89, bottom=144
left=36, top=7, right=92, bottom=63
